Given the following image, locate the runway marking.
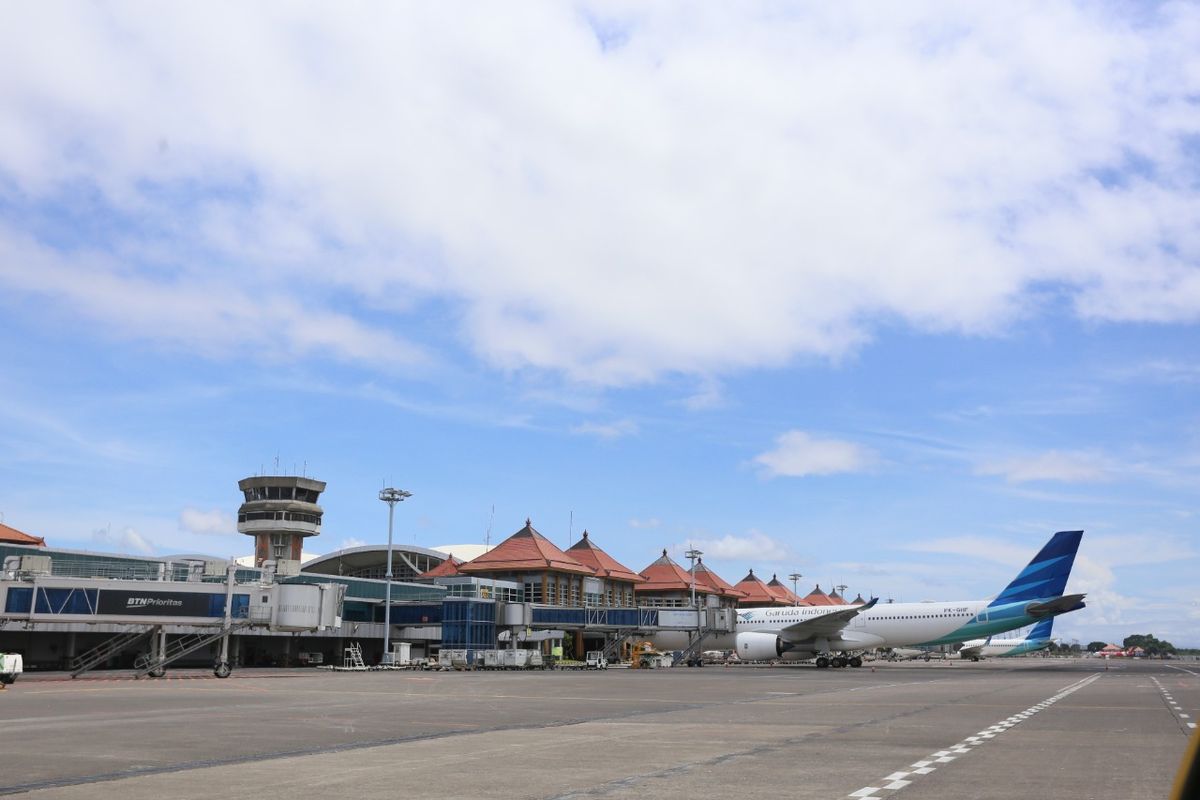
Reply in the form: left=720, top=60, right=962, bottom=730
left=845, top=673, right=1101, bottom=799
left=1151, top=675, right=1197, bottom=735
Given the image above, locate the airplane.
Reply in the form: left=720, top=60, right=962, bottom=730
left=657, top=529, right=1085, bottom=669
left=957, top=617, right=1056, bottom=661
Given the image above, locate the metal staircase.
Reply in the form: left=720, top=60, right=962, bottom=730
left=70, top=628, right=154, bottom=678
left=601, top=628, right=637, bottom=661
left=130, top=621, right=251, bottom=678
left=670, top=629, right=713, bottom=667
left=343, top=641, right=366, bottom=669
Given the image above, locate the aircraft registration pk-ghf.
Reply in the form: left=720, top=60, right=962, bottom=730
left=957, top=616, right=1057, bottom=661
left=656, top=530, right=1085, bottom=669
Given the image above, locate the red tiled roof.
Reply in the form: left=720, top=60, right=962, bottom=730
left=828, top=588, right=848, bottom=605
left=0, top=522, right=45, bottom=547
left=766, top=574, right=802, bottom=605
left=691, top=559, right=746, bottom=599
left=419, top=555, right=464, bottom=578
left=459, top=519, right=594, bottom=576
left=635, top=550, right=697, bottom=593
left=734, top=569, right=791, bottom=606
left=850, top=593, right=867, bottom=605
left=567, top=531, right=643, bottom=583
left=802, top=584, right=839, bottom=606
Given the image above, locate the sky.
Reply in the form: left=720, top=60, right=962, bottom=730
left=1, top=2, right=1198, bottom=647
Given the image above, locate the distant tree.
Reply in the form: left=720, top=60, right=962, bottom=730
left=1086, top=641, right=1107, bottom=653
left=1122, top=634, right=1176, bottom=656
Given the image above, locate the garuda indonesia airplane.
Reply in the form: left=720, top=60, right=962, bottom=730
left=681, top=529, right=1085, bottom=669
left=956, top=617, right=1057, bottom=661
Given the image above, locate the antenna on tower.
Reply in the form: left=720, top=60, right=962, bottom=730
left=568, top=510, right=573, bottom=547
left=485, top=504, right=494, bottom=548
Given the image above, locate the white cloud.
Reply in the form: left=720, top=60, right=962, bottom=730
left=976, top=450, right=1113, bottom=483
left=179, top=507, right=236, bottom=536
left=0, top=5, right=1196, bottom=386
left=570, top=418, right=639, bottom=439
left=628, top=517, right=661, bottom=529
left=92, top=526, right=156, bottom=556
left=675, top=530, right=791, bottom=562
left=340, top=537, right=367, bottom=550
left=754, top=430, right=876, bottom=478
left=903, top=535, right=1036, bottom=567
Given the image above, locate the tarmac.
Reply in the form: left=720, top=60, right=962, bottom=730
left=1, top=658, right=1195, bottom=799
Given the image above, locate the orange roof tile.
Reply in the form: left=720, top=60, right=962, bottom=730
left=766, top=574, right=802, bottom=604
left=567, top=531, right=643, bottom=583
left=691, top=559, right=746, bottom=599
left=0, top=522, right=45, bottom=547
left=850, top=593, right=867, bottom=605
left=419, top=554, right=464, bottom=578
left=635, top=550, right=697, bottom=593
left=459, top=519, right=594, bottom=576
left=734, top=569, right=791, bottom=606
left=802, top=584, right=839, bottom=606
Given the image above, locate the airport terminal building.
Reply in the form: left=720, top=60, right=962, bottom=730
left=0, top=474, right=747, bottom=674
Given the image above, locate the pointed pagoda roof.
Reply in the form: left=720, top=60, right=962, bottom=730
left=766, top=573, right=802, bottom=604
left=419, top=554, right=464, bottom=579
left=691, top=558, right=746, bottom=599
left=636, top=549, right=698, bottom=593
left=802, top=583, right=839, bottom=606
left=828, top=587, right=848, bottom=605
left=567, top=531, right=643, bottom=583
left=0, top=522, right=45, bottom=547
left=734, top=569, right=791, bottom=606
left=459, top=519, right=594, bottom=575
left=850, top=593, right=867, bottom=605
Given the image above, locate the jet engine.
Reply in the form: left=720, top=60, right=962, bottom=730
left=735, top=632, right=790, bottom=661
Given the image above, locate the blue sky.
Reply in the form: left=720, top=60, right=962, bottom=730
left=1, top=3, right=1198, bottom=646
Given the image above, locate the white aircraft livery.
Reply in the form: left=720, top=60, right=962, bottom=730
left=957, top=617, right=1056, bottom=661
left=659, top=529, right=1085, bottom=669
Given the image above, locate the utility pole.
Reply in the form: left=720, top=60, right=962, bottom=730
left=378, top=487, right=412, bottom=664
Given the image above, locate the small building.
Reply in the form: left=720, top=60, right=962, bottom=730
left=566, top=530, right=642, bottom=607
left=637, top=550, right=717, bottom=607
left=766, top=574, right=802, bottom=605
left=801, top=584, right=839, bottom=606
left=458, top=519, right=594, bottom=606
left=690, top=559, right=745, bottom=608
left=733, top=569, right=792, bottom=608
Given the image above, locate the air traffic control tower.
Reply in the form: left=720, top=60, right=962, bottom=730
left=237, top=475, right=326, bottom=567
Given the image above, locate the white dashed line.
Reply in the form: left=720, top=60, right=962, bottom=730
left=1151, top=676, right=1196, bottom=734
left=844, top=673, right=1101, bottom=799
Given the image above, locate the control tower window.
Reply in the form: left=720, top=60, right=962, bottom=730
left=270, top=533, right=290, bottom=559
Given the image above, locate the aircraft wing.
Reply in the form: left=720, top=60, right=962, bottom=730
left=958, top=637, right=988, bottom=659
left=777, top=598, right=878, bottom=644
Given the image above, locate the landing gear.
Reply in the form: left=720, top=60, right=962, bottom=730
left=849, top=656, right=863, bottom=668
left=815, top=656, right=830, bottom=669
left=831, top=656, right=847, bottom=668
left=213, top=661, right=232, bottom=679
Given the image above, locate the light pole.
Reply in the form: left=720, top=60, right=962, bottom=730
left=788, top=572, right=802, bottom=602
left=835, top=584, right=848, bottom=603
left=378, top=487, right=412, bottom=664
left=685, top=548, right=703, bottom=653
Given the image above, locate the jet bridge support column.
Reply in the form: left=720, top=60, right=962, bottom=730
left=214, top=564, right=235, bottom=679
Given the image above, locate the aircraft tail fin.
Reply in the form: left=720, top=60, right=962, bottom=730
left=1027, top=616, right=1054, bottom=641
left=987, top=530, right=1083, bottom=609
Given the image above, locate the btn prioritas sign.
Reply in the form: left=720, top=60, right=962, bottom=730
left=97, top=589, right=215, bottom=617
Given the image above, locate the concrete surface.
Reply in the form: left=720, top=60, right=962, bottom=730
left=1, top=658, right=1193, bottom=799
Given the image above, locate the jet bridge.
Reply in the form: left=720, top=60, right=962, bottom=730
left=1, top=555, right=345, bottom=677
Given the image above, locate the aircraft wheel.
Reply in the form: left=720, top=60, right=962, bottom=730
left=831, top=656, right=846, bottom=668
left=849, top=656, right=863, bottom=668
left=149, top=665, right=166, bottom=678
left=815, top=656, right=830, bottom=669
left=213, top=661, right=232, bottom=679
left=972, top=656, right=980, bottom=662
left=923, top=654, right=931, bottom=662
